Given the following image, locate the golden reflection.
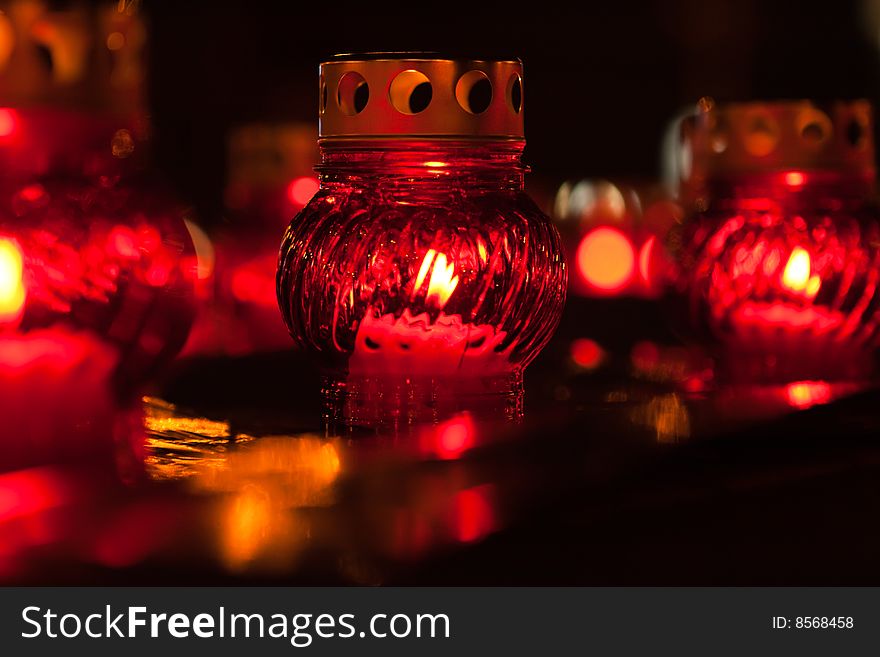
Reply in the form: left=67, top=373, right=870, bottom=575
left=144, top=397, right=230, bottom=438
left=194, top=436, right=341, bottom=507
left=631, top=393, right=691, bottom=444
left=217, top=484, right=307, bottom=571
left=142, top=398, right=343, bottom=573
left=144, top=398, right=239, bottom=481
left=144, top=398, right=240, bottom=480
left=207, top=437, right=341, bottom=572
left=146, top=416, right=230, bottom=437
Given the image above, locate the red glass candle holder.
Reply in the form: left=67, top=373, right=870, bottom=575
left=0, top=3, right=195, bottom=394
left=674, top=99, right=880, bottom=383
left=278, top=55, right=567, bottom=429
left=0, top=108, right=195, bottom=394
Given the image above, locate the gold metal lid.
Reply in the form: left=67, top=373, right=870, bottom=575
left=319, top=53, right=525, bottom=141
left=680, top=98, right=875, bottom=185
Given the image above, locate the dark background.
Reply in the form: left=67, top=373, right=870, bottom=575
left=148, top=0, right=880, bottom=224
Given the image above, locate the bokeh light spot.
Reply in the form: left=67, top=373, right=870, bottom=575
left=0, top=108, right=17, bottom=138
left=784, top=171, right=805, bottom=188
left=287, top=176, right=319, bottom=207
left=577, top=227, right=635, bottom=292
left=570, top=337, right=604, bottom=370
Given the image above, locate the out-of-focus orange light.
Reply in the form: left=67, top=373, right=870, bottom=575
left=287, top=176, right=319, bottom=207
left=223, top=484, right=273, bottom=569
left=0, top=238, right=25, bottom=326
left=786, top=380, right=831, bottom=409
left=187, top=436, right=340, bottom=571
left=0, top=108, right=16, bottom=138
left=106, top=31, right=125, bottom=51
left=570, top=337, right=603, bottom=370
left=784, top=171, right=805, bottom=188
left=632, top=393, right=691, bottom=443
left=576, top=227, right=635, bottom=293
left=782, top=246, right=812, bottom=294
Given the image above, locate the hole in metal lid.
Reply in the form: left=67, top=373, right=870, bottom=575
left=846, top=118, right=866, bottom=148
left=509, top=74, right=522, bottom=114
left=390, top=69, right=433, bottom=115
left=456, top=70, right=493, bottom=114
left=337, top=71, right=369, bottom=116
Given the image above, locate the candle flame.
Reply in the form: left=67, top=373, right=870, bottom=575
left=782, top=247, right=820, bottom=297
left=414, top=249, right=459, bottom=309
left=0, top=237, right=25, bottom=327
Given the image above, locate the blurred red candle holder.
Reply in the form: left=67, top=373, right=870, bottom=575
left=0, top=108, right=196, bottom=392
left=0, top=2, right=196, bottom=394
left=0, top=237, right=142, bottom=477
left=674, top=99, right=880, bottom=383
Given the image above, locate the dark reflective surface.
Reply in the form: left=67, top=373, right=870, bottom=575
left=3, top=307, right=880, bottom=584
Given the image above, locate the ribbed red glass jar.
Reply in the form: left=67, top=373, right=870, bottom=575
left=674, top=99, right=880, bottom=383
left=278, top=55, right=566, bottom=429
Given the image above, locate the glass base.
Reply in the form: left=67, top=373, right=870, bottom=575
left=322, top=371, right=523, bottom=434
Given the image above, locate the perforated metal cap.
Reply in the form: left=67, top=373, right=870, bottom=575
left=319, top=53, right=525, bottom=141
left=681, top=98, right=875, bottom=182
